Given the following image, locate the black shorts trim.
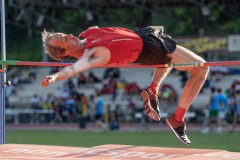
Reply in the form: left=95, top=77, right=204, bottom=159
left=134, top=26, right=176, bottom=65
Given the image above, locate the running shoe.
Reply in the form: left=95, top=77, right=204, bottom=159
left=166, top=114, right=191, bottom=145
left=140, top=88, right=160, bottom=121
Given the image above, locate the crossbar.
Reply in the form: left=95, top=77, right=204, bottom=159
left=0, top=60, right=240, bottom=68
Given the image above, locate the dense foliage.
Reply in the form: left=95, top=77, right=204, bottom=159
left=6, top=5, right=240, bottom=61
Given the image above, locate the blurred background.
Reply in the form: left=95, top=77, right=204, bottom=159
left=3, top=0, right=240, bottom=151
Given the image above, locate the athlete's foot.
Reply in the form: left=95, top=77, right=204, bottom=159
left=141, top=88, right=160, bottom=121
left=166, top=115, right=191, bottom=145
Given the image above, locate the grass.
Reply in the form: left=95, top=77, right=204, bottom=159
left=6, top=130, right=240, bottom=152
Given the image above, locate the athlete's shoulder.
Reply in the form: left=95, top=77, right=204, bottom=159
left=88, top=26, right=99, bottom=29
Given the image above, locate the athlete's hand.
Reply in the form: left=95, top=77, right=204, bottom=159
left=41, top=75, right=56, bottom=87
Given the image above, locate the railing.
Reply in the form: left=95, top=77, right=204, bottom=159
left=5, top=109, right=54, bottom=125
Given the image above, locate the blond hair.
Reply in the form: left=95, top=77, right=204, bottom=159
left=41, top=30, right=68, bottom=61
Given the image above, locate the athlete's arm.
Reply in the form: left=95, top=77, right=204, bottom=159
left=41, top=46, right=110, bottom=87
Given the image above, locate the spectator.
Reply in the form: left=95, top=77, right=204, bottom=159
left=217, top=88, right=230, bottom=132
left=88, top=71, right=101, bottom=83
left=94, top=90, right=106, bottom=130
left=50, top=66, right=61, bottom=74
left=70, top=86, right=81, bottom=101
left=108, top=101, right=120, bottom=131
left=65, top=97, right=76, bottom=122
left=211, top=66, right=229, bottom=82
left=31, top=94, right=42, bottom=109
left=230, top=80, right=239, bottom=91
left=59, top=99, right=69, bottom=122
left=31, top=94, right=42, bottom=124
left=12, top=75, right=20, bottom=86
left=77, top=94, right=89, bottom=129
left=103, top=68, right=120, bottom=79
left=28, top=67, right=37, bottom=81
left=42, top=93, right=56, bottom=124
left=66, top=78, right=75, bottom=91
left=179, top=71, right=188, bottom=88
left=101, top=76, right=117, bottom=100
left=236, top=81, right=240, bottom=91
left=88, top=94, right=96, bottom=122
left=77, top=73, right=87, bottom=87
left=128, top=98, right=136, bottom=122
left=59, top=88, right=70, bottom=101
left=202, top=87, right=221, bottom=133
left=125, top=82, right=141, bottom=96
left=231, top=90, right=240, bottom=132
left=200, top=77, right=210, bottom=94
left=160, top=83, right=178, bottom=103
left=52, top=98, right=63, bottom=123
left=116, top=79, right=126, bottom=100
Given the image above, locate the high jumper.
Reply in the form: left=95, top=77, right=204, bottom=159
left=41, top=25, right=210, bottom=145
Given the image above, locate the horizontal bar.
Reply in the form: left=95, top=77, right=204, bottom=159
left=16, top=61, right=159, bottom=68
left=204, top=61, right=240, bottom=67
left=0, top=60, right=240, bottom=68
left=17, top=61, right=73, bottom=67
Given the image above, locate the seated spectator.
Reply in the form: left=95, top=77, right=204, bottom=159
left=103, top=68, right=120, bottom=79
left=210, top=66, right=229, bottom=82
left=70, top=86, right=81, bottom=100
left=236, top=81, right=240, bottom=91
left=50, top=66, right=61, bottom=74
left=28, top=67, right=37, bottom=81
left=59, top=88, right=70, bottom=101
left=66, top=78, right=75, bottom=91
left=116, top=79, right=126, bottom=100
left=52, top=98, right=63, bottom=123
left=12, top=75, right=20, bottom=86
left=160, top=83, right=178, bottom=103
left=31, top=94, right=42, bottom=124
left=6, top=84, right=15, bottom=96
left=88, top=71, right=101, bottom=83
left=101, top=76, right=117, bottom=95
left=125, top=82, right=141, bottom=96
left=42, top=99, right=53, bottom=110
left=31, top=94, right=42, bottom=110
left=77, top=73, right=87, bottom=87
left=42, top=94, right=55, bottom=124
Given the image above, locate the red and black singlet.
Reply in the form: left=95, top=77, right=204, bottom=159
left=78, top=27, right=143, bottom=64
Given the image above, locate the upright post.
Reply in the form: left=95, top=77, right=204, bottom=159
left=0, top=0, right=6, bottom=144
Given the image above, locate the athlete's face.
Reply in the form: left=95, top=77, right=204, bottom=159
left=49, top=33, right=81, bottom=54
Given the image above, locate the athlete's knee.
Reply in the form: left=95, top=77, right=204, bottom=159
left=192, top=66, right=209, bottom=81
left=201, top=66, right=210, bottom=79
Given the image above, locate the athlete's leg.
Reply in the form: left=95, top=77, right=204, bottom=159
left=166, top=45, right=209, bottom=145
left=168, top=45, right=209, bottom=112
left=151, top=67, right=173, bottom=94
left=141, top=67, right=172, bottom=121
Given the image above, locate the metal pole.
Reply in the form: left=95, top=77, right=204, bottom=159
left=0, top=0, right=6, bottom=144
